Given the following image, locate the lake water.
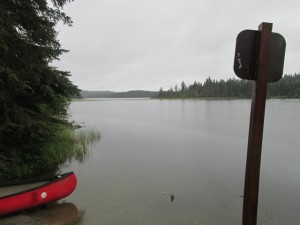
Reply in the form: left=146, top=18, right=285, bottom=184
left=63, top=99, right=300, bottom=225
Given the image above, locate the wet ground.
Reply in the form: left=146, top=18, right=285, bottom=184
left=0, top=202, right=83, bottom=225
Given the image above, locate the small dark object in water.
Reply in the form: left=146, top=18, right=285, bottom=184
left=170, top=194, right=175, bottom=202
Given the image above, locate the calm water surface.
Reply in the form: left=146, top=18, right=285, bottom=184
left=63, top=99, right=300, bottom=225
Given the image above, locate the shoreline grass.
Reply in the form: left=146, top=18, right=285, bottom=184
left=0, top=126, right=100, bottom=183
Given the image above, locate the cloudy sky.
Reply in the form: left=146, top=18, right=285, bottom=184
left=54, top=0, right=300, bottom=91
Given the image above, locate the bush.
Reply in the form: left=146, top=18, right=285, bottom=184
left=0, top=126, right=100, bottom=183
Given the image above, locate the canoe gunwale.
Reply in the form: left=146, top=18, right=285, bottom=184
left=0, top=172, right=74, bottom=200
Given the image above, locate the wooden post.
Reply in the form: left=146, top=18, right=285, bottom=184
left=242, top=22, right=273, bottom=225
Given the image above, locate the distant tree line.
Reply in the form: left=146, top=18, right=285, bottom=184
left=158, top=73, right=300, bottom=99
left=80, top=90, right=158, bottom=98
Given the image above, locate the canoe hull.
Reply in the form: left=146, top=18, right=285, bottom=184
left=0, top=172, right=77, bottom=216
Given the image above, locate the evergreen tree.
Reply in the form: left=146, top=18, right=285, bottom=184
left=180, top=81, right=187, bottom=92
left=0, top=1, right=79, bottom=159
left=157, top=74, right=300, bottom=99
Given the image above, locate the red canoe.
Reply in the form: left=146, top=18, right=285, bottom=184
left=0, top=172, right=77, bottom=216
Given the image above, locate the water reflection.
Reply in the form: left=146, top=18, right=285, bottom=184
left=67, top=99, right=300, bottom=225
left=32, top=202, right=84, bottom=225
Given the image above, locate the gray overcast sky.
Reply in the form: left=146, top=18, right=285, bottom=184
left=54, top=0, right=300, bottom=91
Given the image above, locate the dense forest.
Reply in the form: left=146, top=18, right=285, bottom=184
left=158, top=73, right=300, bottom=99
left=0, top=0, right=94, bottom=182
left=80, top=90, right=158, bottom=98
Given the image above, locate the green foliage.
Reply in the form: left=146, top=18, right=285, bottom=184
left=158, top=74, right=300, bottom=99
left=0, top=126, right=100, bottom=182
left=0, top=0, right=79, bottom=160
left=268, top=73, right=300, bottom=98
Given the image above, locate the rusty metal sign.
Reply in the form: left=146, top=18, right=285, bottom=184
left=234, top=30, right=286, bottom=82
left=234, top=22, right=287, bottom=225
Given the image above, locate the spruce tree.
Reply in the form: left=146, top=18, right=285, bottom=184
left=0, top=1, right=79, bottom=160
